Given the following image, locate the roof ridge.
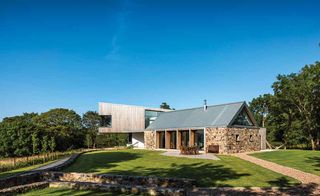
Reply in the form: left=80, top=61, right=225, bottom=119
left=166, top=101, right=245, bottom=113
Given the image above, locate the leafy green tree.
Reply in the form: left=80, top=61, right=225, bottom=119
left=34, top=108, right=84, bottom=151
left=249, top=94, right=272, bottom=127
left=251, top=61, right=320, bottom=150
left=42, top=135, right=49, bottom=153
left=0, top=113, right=38, bottom=157
left=49, top=136, right=56, bottom=153
left=160, top=102, right=172, bottom=110
left=31, top=132, right=40, bottom=155
left=82, top=111, right=100, bottom=148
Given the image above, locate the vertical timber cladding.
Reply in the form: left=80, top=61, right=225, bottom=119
left=144, top=131, right=156, bottom=149
left=99, top=103, right=145, bottom=133
left=205, top=127, right=261, bottom=154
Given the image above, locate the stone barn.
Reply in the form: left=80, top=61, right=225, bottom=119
left=145, top=101, right=266, bottom=154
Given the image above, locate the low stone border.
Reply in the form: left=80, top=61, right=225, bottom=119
left=50, top=181, right=185, bottom=196
left=0, top=172, right=43, bottom=190
left=0, top=181, right=49, bottom=195
left=43, top=172, right=196, bottom=189
left=0, top=171, right=196, bottom=195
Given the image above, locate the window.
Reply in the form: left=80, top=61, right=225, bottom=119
left=145, top=110, right=161, bottom=128
left=236, top=134, right=240, bottom=142
left=100, top=115, right=112, bottom=127
left=249, top=135, right=253, bottom=142
left=232, top=109, right=254, bottom=126
left=194, top=130, right=204, bottom=150
left=128, top=133, right=132, bottom=144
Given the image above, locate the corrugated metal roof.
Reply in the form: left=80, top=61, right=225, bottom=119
left=146, top=101, right=249, bottom=130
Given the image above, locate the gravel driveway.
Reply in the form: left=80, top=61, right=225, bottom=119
left=233, top=153, right=320, bottom=184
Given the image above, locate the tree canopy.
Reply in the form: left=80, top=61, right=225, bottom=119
left=250, top=61, right=320, bottom=150
left=0, top=109, right=127, bottom=158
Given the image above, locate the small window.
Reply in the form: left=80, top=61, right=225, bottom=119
left=128, top=133, right=132, bottom=144
left=236, top=134, right=240, bottom=142
left=249, top=135, right=253, bottom=142
left=100, top=115, right=112, bottom=127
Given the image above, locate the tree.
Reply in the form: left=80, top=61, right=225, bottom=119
left=41, top=135, right=49, bottom=153
left=0, top=113, right=38, bottom=158
left=82, top=111, right=100, bottom=148
left=31, top=132, right=40, bottom=155
left=249, top=94, right=272, bottom=127
left=160, top=102, right=172, bottom=110
left=34, top=108, right=84, bottom=151
left=251, top=61, right=320, bottom=150
left=49, top=136, right=56, bottom=153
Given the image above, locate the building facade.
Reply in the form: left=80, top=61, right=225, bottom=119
left=99, top=101, right=266, bottom=153
left=99, top=102, right=170, bottom=148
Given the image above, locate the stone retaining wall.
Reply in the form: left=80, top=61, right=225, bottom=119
left=43, top=172, right=196, bottom=188
left=0, top=171, right=196, bottom=195
left=50, top=181, right=185, bottom=196
left=0, top=172, right=43, bottom=190
left=0, top=181, right=49, bottom=194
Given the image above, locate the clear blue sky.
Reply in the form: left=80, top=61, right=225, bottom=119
left=0, top=0, right=319, bottom=119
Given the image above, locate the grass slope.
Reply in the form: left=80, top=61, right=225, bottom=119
left=21, top=187, right=135, bottom=196
left=251, top=150, right=320, bottom=176
left=0, top=160, right=56, bottom=179
left=64, top=149, right=299, bottom=187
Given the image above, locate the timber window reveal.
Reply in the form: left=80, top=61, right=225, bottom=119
left=249, top=135, right=253, bottom=142
left=100, top=115, right=112, bottom=128
left=236, top=134, right=240, bottom=142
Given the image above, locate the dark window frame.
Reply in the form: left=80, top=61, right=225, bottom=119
left=232, top=108, right=254, bottom=127
left=100, top=115, right=112, bottom=128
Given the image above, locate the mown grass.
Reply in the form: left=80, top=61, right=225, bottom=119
left=21, top=187, right=135, bottom=196
left=64, top=149, right=299, bottom=187
left=0, top=160, right=56, bottom=179
left=250, top=150, right=320, bottom=176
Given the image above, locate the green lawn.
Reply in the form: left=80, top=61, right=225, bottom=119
left=21, top=187, right=135, bottom=196
left=0, top=160, right=56, bottom=179
left=250, top=150, right=320, bottom=176
left=64, top=149, right=299, bottom=187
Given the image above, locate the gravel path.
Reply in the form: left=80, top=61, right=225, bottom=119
left=233, top=153, right=320, bottom=184
left=31, top=156, right=71, bottom=171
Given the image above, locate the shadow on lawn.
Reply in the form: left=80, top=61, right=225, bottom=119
left=189, top=183, right=319, bottom=196
left=42, top=188, right=134, bottom=196
left=65, top=151, right=142, bottom=173
left=306, top=156, right=320, bottom=171
left=106, top=162, right=250, bottom=187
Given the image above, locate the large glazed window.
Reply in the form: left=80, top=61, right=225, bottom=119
left=100, top=115, right=112, bottom=127
left=232, top=109, right=254, bottom=126
left=145, top=110, right=161, bottom=128
left=194, top=130, right=204, bottom=150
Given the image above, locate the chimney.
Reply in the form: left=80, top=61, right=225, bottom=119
left=203, top=99, right=207, bottom=111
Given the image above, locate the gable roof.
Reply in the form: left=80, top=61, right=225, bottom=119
left=146, top=101, right=258, bottom=130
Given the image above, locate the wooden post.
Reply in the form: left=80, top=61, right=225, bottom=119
left=156, top=131, right=159, bottom=149
left=165, top=131, right=171, bottom=149
left=177, top=130, right=181, bottom=149
left=190, top=129, right=195, bottom=146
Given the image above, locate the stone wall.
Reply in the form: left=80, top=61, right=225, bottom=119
left=205, top=127, right=261, bottom=154
left=43, top=172, right=195, bottom=189
left=226, top=127, right=261, bottom=153
left=144, top=131, right=156, bottom=149
left=205, top=127, right=228, bottom=153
